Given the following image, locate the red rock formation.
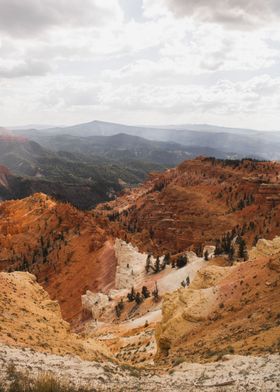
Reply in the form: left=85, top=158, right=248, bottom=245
left=2, top=157, right=280, bottom=325
left=98, top=157, right=280, bottom=255
left=0, top=194, right=116, bottom=321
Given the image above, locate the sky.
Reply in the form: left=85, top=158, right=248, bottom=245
left=0, top=0, right=280, bottom=129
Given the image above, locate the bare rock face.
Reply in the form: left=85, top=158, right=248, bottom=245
left=155, top=249, right=280, bottom=363
left=157, top=287, right=218, bottom=355
left=189, top=265, right=232, bottom=290
left=250, top=237, right=280, bottom=272
left=155, top=265, right=228, bottom=356
left=203, top=245, right=216, bottom=259
left=114, top=239, right=147, bottom=289
left=0, top=344, right=280, bottom=392
left=81, top=291, right=111, bottom=320
left=268, top=255, right=280, bottom=272
left=251, top=236, right=280, bottom=257
left=0, top=272, right=108, bottom=360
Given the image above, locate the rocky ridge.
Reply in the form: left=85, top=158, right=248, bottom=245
left=0, top=272, right=108, bottom=360
left=0, top=344, right=279, bottom=391
left=98, top=157, right=280, bottom=255
left=0, top=158, right=279, bottom=390
left=156, top=237, right=280, bottom=363
left=0, top=193, right=116, bottom=321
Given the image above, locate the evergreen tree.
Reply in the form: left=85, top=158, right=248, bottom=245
left=163, top=253, right=171, bottom=265
left=176, top=255, right=188, bottom=269
left=145, top=254, right=151, bottom=273
left=214, top=239, right=222, bottom=256
left=154, top=256, right=161, bottom=273
left=118, top=298, right=124, bottom=311
left=253, top=235, right=260, bottom=246
left=161, top=259, right=167, bottom=270
left=115, top=304, right=121, bottom=318
left=127, top=286, right=136, bottom=302
left=152, top=282, right=160, bottom=302
left=228, top=245, right=235, bottom=264
left=142, top=286, right=150, bottom=298
left=238, top=238, right=248, bottom=261
left=135, top=292, right=143, bottom=305
left=195, top=244, right=203, bottom=257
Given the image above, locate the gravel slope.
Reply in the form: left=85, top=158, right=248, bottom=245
left=0, top=344, right=279, bottom=391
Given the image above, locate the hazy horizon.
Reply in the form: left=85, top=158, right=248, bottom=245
left=3, top=119, right=279, bottom=133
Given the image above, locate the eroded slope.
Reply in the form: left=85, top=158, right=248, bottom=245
left=98, top=157, right=280, bottom=255
left=0, top=272, right=107, bottom=360
left=156, top=238, right=280, bottom=364
left=0, top=194, right=116, bottom=321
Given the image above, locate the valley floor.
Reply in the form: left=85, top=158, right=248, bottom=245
left=0, top=344, right=279, bottom=392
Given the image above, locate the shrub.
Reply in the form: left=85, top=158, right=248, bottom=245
left=2, top=366, right=92, bottom=392
left=172, top=357, right=185, bottom=367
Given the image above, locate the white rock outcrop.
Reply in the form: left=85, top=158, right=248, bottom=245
left=114, top=239, right=148, bottom=289
left=203, top=245, right=216, bottom=259
left=81, top=291, right=111, bottom=320
left=252, top=236, right=280, bottom=256
left=0, top=344, right=279, bottom=392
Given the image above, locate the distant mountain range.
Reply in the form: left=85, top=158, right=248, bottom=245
left=147, top=123, right=260, bottom=135
left=0, top=119, right=277, bottom=209
left=0, top=136, right=165, bottom=209
left=12, top=120, right=279, bottom=160
left=18, top=132, right=237, bottom=165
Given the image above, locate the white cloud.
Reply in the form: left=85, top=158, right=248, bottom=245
left=0, top=0, right=123, bottom=37
left=0, top=60, right=51, bottom=78
left=162, top=0, right=280, bottom=29
left=0, top=0, right=280, bottom=130
left=97, top=74, right=280, bottom=115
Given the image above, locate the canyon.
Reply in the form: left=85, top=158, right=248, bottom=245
left=97, top=157, right=280, bottom=255
left=0, top=157, right=279, bottom=390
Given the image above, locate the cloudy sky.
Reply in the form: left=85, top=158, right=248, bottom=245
left=1, top=0, right=280, bottom=129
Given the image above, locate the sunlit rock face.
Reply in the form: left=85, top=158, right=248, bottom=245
left=114, top=239, right=148, bottom=289
left=155, top=237, right=280, bottom=363
left=81, top=291, right=111, bottom=320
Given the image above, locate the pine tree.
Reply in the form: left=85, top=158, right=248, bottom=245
left=253, top=235, right=260, bottom=246
left=145, top=254, right=151, bottom=273
left=152, top=282, right=160, bottom=302
left=238, top=238, right=248, bottom=261
left=154, top=256, right=161, bottom=273
left=135, top=292, right=143, bottom=305
left=127, top=286, right=136, bottom=302
left=195, top=244, right=203, bottom=257
left=118, top=299, right=124, bottom=311
left=176, top=255, right=188, bottom=268
left=115, top=304, right=121, bottom=318
left=142, top=286, right=150, bottom=298
left=163, top=253, right=171, bottom=265
left=214, top=239, right=222, bottom=256
left=228, top=246, right=235, bottom=264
